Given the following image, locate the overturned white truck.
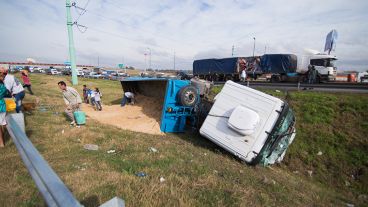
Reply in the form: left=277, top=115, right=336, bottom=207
left=121, top=77, right=296, bottom=166
left=200, top=81, right=296, bottom=165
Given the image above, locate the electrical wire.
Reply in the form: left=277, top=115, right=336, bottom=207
left=73, top=0, right=90, bottom=22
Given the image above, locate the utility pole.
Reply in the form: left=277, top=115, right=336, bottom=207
left=173, top=50, right=176, bottom=70
left=97, top=56, right=99, bottom=67
left=252, top=37, right=256, bottom=57
left=264, top=45, right=267, bottom=54
left=66, top=0, right=78, bottom=85
left=147, top=48, right=152, bottom=69
left=232, top=45, right=234, bottom=57
left=144, top=53, right=147, bottom=72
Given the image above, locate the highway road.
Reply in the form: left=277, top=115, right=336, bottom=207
left=214, top=81, right=368, bottom=93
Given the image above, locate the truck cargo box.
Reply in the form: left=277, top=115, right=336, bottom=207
left=260, top=54, right=297, bottom=74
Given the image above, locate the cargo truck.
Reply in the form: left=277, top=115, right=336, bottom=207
left=262, top=53, right=337, bottom=82
left=121, top=77, right=296, bottom=165
left=193, top=57, right=260, bottom=81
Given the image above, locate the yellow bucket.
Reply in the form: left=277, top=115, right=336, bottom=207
left=5, top=98, right=16, bottom=112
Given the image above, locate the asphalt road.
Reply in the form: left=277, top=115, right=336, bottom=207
left=214, top=81, right=368, bottom=93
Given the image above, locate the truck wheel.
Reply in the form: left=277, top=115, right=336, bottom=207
left=225, top=75, right=233, bottom=81
left=178, top=86, right=198, bottom=107
left=270, top=75, right=280, bottom=82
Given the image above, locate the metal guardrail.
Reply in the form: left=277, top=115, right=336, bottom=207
left=6, top=114, right=125, bottom=207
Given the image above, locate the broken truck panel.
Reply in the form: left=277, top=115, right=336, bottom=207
left=199, top=81, right=296, bottom=165
left=120, top=78, right=197, bottom=133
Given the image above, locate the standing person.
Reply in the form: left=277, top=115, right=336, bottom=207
left=57, top=81, right=82, bottom=125
left=82, top=85, right=89, bottom=104
left=0, top=72, right=8, bottom=147
left=89, top=88, right=96, bottom=107
left=241, top=69, right=247, bottom=82
left=0, top=67, right=25, bottom=113
left=21, top=70, right=34, bottom=95
left=308, top=65, right=317, bottom=84
left=94, top=88, right=102, bottom=111
left=121, top=91, right=135, bottom=107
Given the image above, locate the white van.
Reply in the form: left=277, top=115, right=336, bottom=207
left=77, top=69, right=84, bottom=77
left=200, top=81, right=296, bottom=165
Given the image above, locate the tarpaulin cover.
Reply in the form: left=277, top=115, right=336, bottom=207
left=260, top=54, right=297, bottom=74
left=193, top=58, right=239, bottom=75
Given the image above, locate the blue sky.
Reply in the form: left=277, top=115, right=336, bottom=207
left=0, top=0, right=367, bottom=71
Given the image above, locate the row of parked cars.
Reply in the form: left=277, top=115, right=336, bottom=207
left=47, top=68, right=130, bottom=80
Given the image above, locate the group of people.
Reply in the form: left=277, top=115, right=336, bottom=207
left=58, top=81, right=136, bottom=127
left=0, top=67, right=34, bottom=147
left=82, top=85, right=102, bottom=111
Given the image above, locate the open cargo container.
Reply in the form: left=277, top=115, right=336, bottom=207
left=120, top=77, right=198, bottom=133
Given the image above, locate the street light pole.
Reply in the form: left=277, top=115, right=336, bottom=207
left=252, top=37, right=256, bottom=57
left=144, top=53, right=147, bottom=72
left=173, top=50, right=176, bottom=70
left=147, top=48, right=151, bottom=70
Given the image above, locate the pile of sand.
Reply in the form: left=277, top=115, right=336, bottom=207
left=82, top=96, right=164, bottom=135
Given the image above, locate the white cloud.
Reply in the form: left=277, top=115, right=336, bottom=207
left=0, top=0, right=367, bottom=71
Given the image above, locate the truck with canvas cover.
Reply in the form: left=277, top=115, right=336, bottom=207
left=200, top=81, right=296, bottom=165
left=193, top=57, right=260, bottom=81
left=261, top=53, right=337, bottom=82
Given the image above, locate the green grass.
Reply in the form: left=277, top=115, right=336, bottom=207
left=0, top=74, right=367, bottom=207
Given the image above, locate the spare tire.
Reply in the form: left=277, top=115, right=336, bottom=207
left=178, top=85, right=198, bottom=107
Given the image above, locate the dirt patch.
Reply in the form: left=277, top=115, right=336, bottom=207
left=82, top=96, right=164, bottom=135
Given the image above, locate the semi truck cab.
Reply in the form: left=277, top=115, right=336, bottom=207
left=309, top=54, right=337, bottom=81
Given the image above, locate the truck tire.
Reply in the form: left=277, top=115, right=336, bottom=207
left=270, top=75, right=280, bottom=82
left=225, top=75, right=233, bottom=81
left=178, top=85, right=198, bottom=107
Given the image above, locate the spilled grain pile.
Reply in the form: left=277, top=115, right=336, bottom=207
left=82, top=95, right=164, bottom=135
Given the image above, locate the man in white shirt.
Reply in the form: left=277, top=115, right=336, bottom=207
left=121, top=91, right=135, bottom=106
left=0, top=67, right=25, bottom=113
left=241, top=69, right=247, bottom=82
left=58, top=81, right=82, bottom=125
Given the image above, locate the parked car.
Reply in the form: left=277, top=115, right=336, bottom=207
left=117, top=72, right=129, bottom=77
left=77, top=70, right=84, bottom=77
left=62, top=69, right=72, bottom=76
left=47, top=68, right=61, bottom=75
left=88, top=72, right=102, bottom=79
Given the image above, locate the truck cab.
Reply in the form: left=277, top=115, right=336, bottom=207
left=200, top=81, right=296, bottom=165
left=309, top=54, right=337, bottom=81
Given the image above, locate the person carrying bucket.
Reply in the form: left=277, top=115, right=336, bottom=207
left=57, top=81, right=82, bottom=126
left=0, top=72, right=8, bottom=147
left=0, top=67, right=25, bottom=113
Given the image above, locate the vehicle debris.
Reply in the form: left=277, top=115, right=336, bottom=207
left=83, top=144, right=99, bottom=151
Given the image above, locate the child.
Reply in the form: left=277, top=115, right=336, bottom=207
left=82, top=85, right=89, bottom=104
left=0, top=72, right=8, bottom=147
left=94, top=88, right=102, bottom=111
left=21, top=70, right=34, bottom=95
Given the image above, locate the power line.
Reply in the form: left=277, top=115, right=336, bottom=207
left=72, top=0, right=90, bottom=22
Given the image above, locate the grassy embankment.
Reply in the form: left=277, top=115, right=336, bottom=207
left=0, top=74, right=367, bottom=207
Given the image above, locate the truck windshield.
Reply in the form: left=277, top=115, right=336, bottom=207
left=310, top=59, right=335, bottom=67
left=253, top=104, right=296, bottom=166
